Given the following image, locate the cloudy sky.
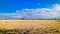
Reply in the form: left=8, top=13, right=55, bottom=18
left=0, top=0, right=60, bottom=19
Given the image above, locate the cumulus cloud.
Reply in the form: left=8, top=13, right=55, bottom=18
left=0, top=4, right=60, bottom=19
left=15, top=4, right=60, bottom=18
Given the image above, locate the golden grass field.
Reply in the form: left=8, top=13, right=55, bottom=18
left=0, top=20, right=60, bottom=34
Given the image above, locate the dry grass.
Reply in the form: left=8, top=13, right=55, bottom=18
left=0, top=20, right=60, bottom=34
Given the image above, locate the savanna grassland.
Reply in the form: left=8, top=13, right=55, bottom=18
left=0, top=20, right=60, bottom=34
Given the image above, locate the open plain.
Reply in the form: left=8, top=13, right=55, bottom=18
left=0, top=20, right=60, bottom=34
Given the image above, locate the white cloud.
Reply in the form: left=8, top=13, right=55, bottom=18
left=52, top=4, right=60, bottom=11
left=0, top=4, right=60, bottom=19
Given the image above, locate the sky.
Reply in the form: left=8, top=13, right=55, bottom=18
left=0, top=0, right=60, bottom=19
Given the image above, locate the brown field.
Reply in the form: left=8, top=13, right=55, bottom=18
left=0, top=20, right=60, bottom=34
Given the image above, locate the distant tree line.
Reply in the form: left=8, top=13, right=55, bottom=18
left=15, top=18, right=60, bottom=20
left=0, top=18, right=60, bottom=20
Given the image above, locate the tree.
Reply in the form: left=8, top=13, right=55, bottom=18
left=21, top=18, right=25, bottom=20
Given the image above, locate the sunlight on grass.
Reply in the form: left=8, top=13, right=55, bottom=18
left=0, top=20, right=60, bottom=34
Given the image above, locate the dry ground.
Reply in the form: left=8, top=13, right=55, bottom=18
left=0, top=20, right=60, bottom=34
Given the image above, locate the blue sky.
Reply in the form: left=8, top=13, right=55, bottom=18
left=0, top=0, right=60, bottom=13
left=0, top=0, right=60, bottom=19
